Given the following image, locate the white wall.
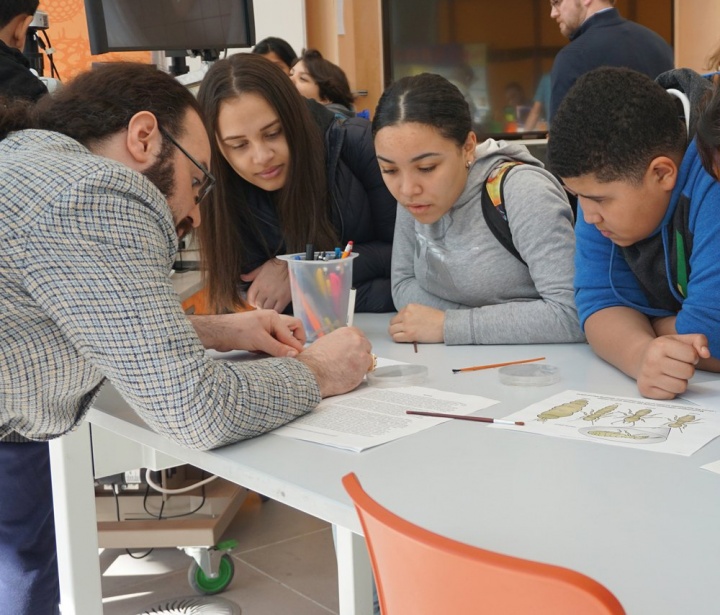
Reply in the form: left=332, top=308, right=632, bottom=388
left=674, top=0, right=720, bottom=72
left=252, top=0, right=306, bottom=56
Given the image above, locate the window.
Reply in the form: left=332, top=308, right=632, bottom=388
left=382, top=0, right=673, bottom=138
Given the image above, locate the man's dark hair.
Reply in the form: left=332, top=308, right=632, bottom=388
left=0, top=62, right=201, bottom=143
left=548, top=67, right=687, bottom=184
left=0, top=0, right=39, bottom=28
left=252, top=36, right=297, bottom=68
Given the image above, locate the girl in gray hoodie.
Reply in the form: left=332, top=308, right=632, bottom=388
left=372, top=73, right=584, bottom=346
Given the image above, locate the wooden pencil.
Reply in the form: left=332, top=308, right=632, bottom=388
left=452, top=356, right=545, bottom=374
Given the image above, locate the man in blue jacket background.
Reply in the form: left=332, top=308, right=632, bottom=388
left=548, top=0, right=673, bottom=121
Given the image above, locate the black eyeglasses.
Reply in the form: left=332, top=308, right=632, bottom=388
left=159, top=127, right=216, bottom=205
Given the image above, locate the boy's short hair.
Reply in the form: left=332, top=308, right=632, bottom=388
left=548, top=67, right=686, bottom=184
left=0, top=1, right=39, bottom=29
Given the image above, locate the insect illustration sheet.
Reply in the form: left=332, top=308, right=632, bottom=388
left=491, top=390, right=720, bottom=456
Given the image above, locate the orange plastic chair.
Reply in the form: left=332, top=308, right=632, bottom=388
left=342, top=472, right=625, bottom=615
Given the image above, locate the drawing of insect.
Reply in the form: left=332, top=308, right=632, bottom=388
left=537, top=399, right=588, bottom=422
left=612, top=408, right=658, bottom=426
left=665, top=414, right=700, bottom=432
left=581, top=404, right=619, bottom=424
left=587, top=429, right=651, bottom=440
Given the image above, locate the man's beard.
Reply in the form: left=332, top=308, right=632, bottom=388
left=142, top=139, right=175, bottom=202
left=142, top=140, right=191, bottom=238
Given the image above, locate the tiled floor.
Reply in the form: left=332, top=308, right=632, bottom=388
left=100, top=492, right=340, bottom=614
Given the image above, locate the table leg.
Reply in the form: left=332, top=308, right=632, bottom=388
left=335, top=525, right=374, bottom=615
left=49, top=422, right=103, bottom=615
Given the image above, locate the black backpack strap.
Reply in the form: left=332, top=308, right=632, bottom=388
left=481, top=161, right=526, bottom=265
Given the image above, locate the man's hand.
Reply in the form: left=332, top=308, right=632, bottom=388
left=297, top=327, right=373, bottom=397
left=190, top=310, right=305, bottom=356
left=636, top=334, right=710, bottom=399
left=388, top=304, right=445, bottom=344
left=241, top=258, right=292, bottom=312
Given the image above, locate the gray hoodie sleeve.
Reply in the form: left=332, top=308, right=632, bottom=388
left=443, top=167, right=584, bottom=344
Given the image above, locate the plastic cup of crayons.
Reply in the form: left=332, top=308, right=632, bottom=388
left=278, top=251, right=359, bottom=342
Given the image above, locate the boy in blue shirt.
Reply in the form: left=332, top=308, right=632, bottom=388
left=548, top=67, right=720, bottom=400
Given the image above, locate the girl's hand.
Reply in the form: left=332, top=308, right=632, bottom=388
left=242, top=258, right=292, bottom=312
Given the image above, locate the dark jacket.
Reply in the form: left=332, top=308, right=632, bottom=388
left=239, top=100, right=396, bottom=313
left=550, top=8, right=673, bottom=120
left=0, top=40, right=47, bottom=102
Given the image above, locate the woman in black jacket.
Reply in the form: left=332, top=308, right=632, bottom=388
left=197, top=53, right=396, bottom=314
left=290, top=48, right=356, bottom=119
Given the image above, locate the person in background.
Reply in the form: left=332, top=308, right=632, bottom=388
left=0, top=2, right=52, bottom=613
left=504, top=81, right=528, bottom=109
left=197, top=53, right=396, bottom=315
left=548, top=66, right=720, bottom=400
left=0, top=62, right=375, bottom=614
left=252, top=36, right=297, bottom=76
left=704, top=44, right=720, bottom=85
left=502, top=81, right=529, bottom=132
left=548, top=0, right=673, bottom=121
left=372, top=73, right=583, bottom=346
left=0, top=0, right=47, bottom=101
left=290, top=48, right=356, bottom=119
left=523, top=73, right=551, bottom=132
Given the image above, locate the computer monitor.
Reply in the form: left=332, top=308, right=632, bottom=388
left=84, top=0, right=255, bottom=55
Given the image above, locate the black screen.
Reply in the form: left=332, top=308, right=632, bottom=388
left=85, top=0, right=255, bottom=54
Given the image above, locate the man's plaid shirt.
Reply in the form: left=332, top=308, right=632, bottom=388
left=0, top=130, right=320, bottom=449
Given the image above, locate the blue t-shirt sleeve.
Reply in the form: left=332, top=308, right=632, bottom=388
left=533, top=74, right=552, bottom=111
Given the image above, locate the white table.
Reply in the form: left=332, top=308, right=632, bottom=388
left=51, top=314, right=720, bottom=614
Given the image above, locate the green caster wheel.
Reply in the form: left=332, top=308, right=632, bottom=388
left=188, top=552, right=235, bottom=595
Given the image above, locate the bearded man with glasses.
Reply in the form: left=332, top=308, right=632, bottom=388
left=0, top=62, right=373, bottom=614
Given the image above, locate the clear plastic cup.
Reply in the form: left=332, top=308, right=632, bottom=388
left=277, top=252, right=358, bottom=342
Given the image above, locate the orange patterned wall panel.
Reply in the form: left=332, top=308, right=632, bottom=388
left=39, top=1, right=150, bottom=81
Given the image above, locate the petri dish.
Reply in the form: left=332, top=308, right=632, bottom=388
left=498, top=364, right=560, bottom=386
left=367, top=364, right=428, bottom=388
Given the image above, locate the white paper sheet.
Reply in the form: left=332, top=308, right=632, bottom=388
left=273, top=385, right=498, bottom=452
left=491, top=389, right=720, bottom=456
